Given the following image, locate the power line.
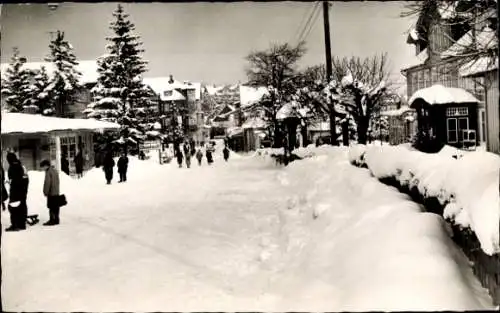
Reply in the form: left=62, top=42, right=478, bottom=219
left=297, top=2, right=320, bottom=44
left=291, top=3, right=317, bottom=43
left=301, top=2, right=322, bottom=43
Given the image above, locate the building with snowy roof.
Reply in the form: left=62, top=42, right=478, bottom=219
left=143, top=75, right=207, bottom=143
left=1, top=112, right=119, bottom=174
left=401, top=1, right=498, bottom=151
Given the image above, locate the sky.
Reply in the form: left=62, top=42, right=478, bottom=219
left=0, top=2, right=417, bottom=94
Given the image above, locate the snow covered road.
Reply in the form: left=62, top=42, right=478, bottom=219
left=1, top=150, right=495, bottom=311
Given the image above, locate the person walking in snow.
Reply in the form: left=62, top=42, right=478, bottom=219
left=102, top=151, right=115, bottom=184
left=74, top=150, right=84, bottom=179
left=223, top=146, right=230, bottom=162
left=176, top=148, right=184, bottom=168
left=5, top=152, right=29, bottom=231
left=190, top=139, right=196, bottom=157
left=2, top=165, right=9, bottom=212
left=196, top=149, right=203, bottom=166
left=61, top=153, right=70, bottom=176
left=117, top=152, right=129, bottom=183
left=205, top=143, right=214, bottom=165
left=40, top=160, right=61, bottom=226
left=183, top=142, right=191, bottom=168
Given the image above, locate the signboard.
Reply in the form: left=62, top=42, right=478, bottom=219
left=177, top=116, right=183, bottom=126
left=139, top=140, right=161, bottom=151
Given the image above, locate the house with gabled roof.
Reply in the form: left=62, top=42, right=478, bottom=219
left=401, top=0, right=498, bottom=150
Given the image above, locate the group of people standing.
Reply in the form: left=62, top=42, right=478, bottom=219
left=101, top=151, right=129, bottom=185
left=2, top=152, right=63, bottom=231
left=175, top=140, right=230, bottom=168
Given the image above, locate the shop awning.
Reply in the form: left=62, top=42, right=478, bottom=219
left=1, top=112, right=120, bottom=135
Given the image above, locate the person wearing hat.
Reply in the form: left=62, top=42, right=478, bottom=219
left=5, top=152, right=29, bottom=231
left=40, top=159, right=61, bottom=226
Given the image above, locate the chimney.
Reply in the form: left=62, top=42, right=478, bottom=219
left=168, top=75, right=174, bottom=84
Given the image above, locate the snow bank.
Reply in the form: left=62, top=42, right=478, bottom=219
left=352, top=144, right=500, bottom=256
left=275, top=148, right=493, bottom=310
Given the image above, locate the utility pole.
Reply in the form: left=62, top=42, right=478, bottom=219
left=323, top=1, right=337, bottom=146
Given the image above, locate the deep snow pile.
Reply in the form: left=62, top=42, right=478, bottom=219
left=349, top=144, right=500, bottom=256
left=276, top=148, right=494, bottom=310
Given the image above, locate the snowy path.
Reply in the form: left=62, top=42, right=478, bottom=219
left=1, top=151, right=495, bottom=311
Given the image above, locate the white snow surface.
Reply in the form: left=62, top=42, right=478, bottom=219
left=409, top=84, right=480, bottom=107
left=350, top=144, right=500, bottom=256
left=1, top=112, right=120, bottom=134
left=1, top=146, right=494, bottom=311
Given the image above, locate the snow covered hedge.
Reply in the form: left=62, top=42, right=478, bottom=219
left=349, top=144, right=500, bottom=256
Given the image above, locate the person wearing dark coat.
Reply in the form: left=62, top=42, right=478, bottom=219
left=41, top=160, right=61, bottom=226
left=223, top=146, right=230, bottom=162
left=117, top=153, right=129, bottom=183
left=176, top=149, right=184, bottom=168
left=190, top=139, right=196, bottom=157
left=1, top=165, right=8, bottom=212
left=102, top=152, right=115, bottom=184
left=196, top=149, right=203, bottom=166
left=206, top=144, right=214, bottom=165
left=183, top=143, right=191, bottom=168
left=5, top=152, right=29, bottom=231
left=61, top=154, right=70, bottom=176
left=74, top=151, right=84, bottom=178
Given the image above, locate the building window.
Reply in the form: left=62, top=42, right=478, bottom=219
left=479, top=108, right=486, bottom=143
left=431, top=66, right=437, bottom=85
left=163, top=90, right=173, bottom=97
left=423, top=68, right=430, bottom=88
left=446, top=117, right=470, bottom=143
left=417, top=70, right=424, bottom=90
left=446, top=107, right=468, bottom=117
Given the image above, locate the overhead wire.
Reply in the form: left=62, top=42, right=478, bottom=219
left=296, top=1, right=320, bottom=44
left=300, top=1, right=322, bottom=43
left=291, top=2, right=317, bottom=44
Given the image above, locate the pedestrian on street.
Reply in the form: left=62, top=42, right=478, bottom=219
left=5, top=152, right=29, bottom=232
left=176, top=148, right=184, bottom=168
left=74, top=150, right=84, bottom=179
left=102, top=151, right=115, bottom=184
left=205, top=147, right=213, bottom=165
left=117, top=152, right=129, bottom=183
left=40, top=160, right=61, bottom=226
left=196, top=149, right=203, bottom=166
left=190, top=139, right=196, bottom=157
left=2, top=165, right=9, bottom=212
left=61, top=153, right=70, bottom=176
left=183, top=143, right=191, bottom=168
left=223, top=146, right=230, bottom=162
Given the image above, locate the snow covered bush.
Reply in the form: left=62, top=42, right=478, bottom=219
left=356, top=144, right=500, bottom=256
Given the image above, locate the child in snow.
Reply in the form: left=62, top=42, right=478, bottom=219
left=196, top=149, right=203, bottom=166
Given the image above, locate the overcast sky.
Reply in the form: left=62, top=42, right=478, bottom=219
left=0, top=1, right=416, bottom=93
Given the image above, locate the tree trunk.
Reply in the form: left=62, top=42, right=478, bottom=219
left=342, top=121, right=349, bottom=146
left=329, top=109, right=338, bottom=146
left=287, top=119, right=298, bottom=152
left=357, top=116, right=369, bottom=145
left=301, top=123, right=309, bottom=147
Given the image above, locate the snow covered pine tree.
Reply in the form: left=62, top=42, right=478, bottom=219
left=44, top=31, right=82, bottom=117
left=85, top=4, right=157, bottom=154
left=28, top=66, right=53, bottom=115
left=1, top=47, right=32, bottom=113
